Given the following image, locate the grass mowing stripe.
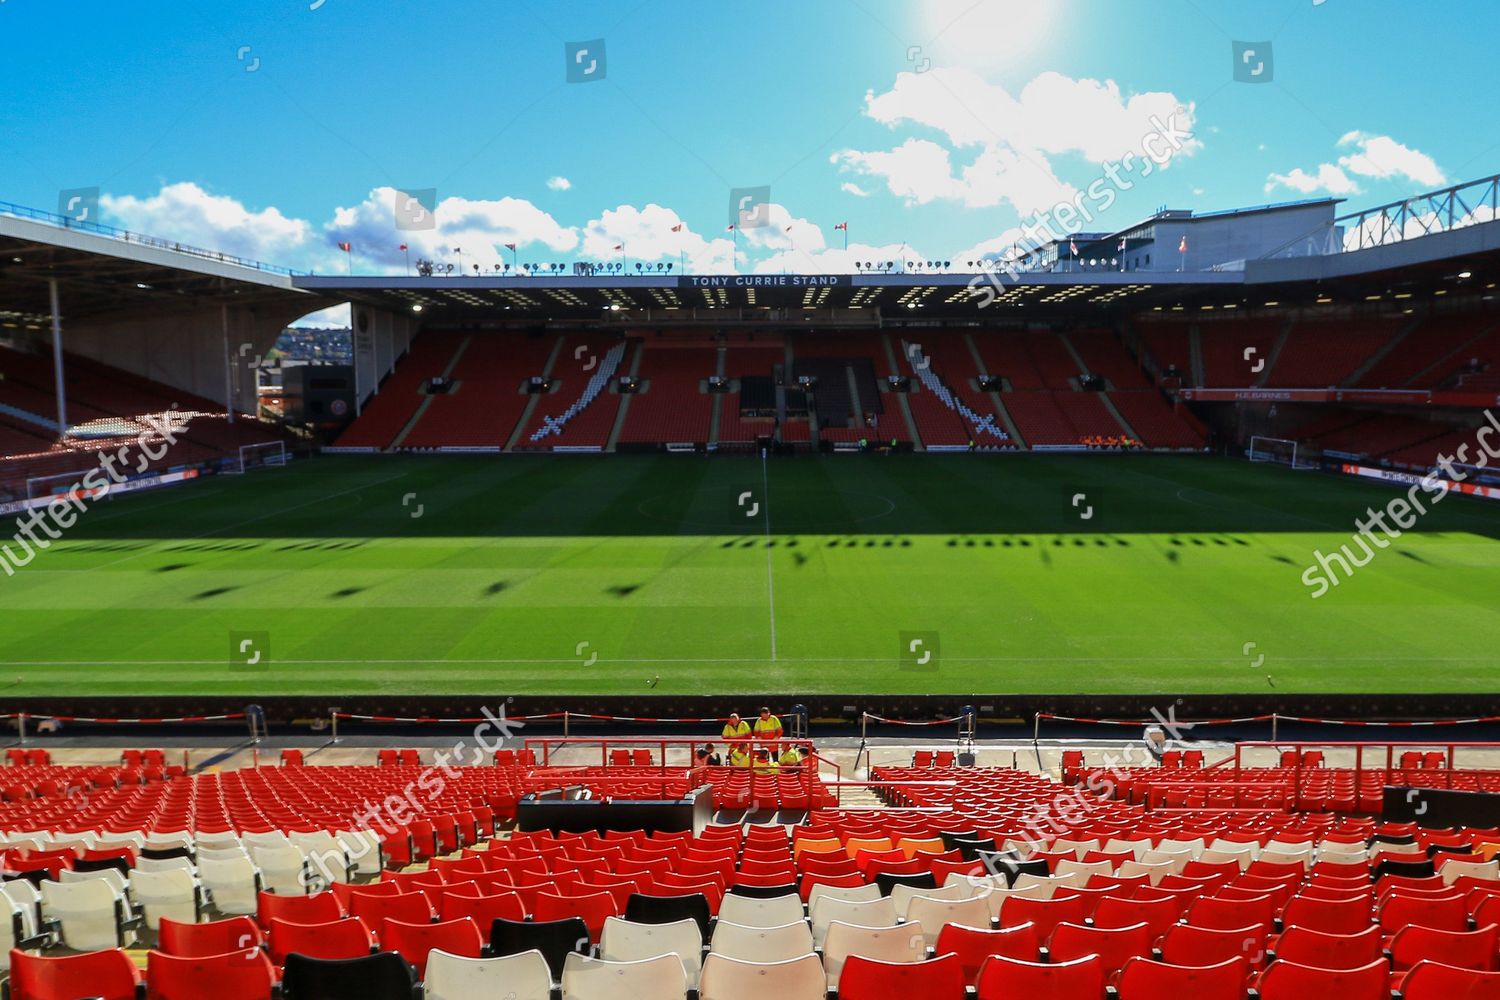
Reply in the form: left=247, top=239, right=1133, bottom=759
left=3, top=453, right=1498, bottom=696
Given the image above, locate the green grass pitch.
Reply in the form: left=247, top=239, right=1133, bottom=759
left=4, top=453, right=1499, bottom=697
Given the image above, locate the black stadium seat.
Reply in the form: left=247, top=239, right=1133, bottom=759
left=280, top=951, right=416, bottom=1000
left=490, top=916, right=589, bottom=980
left=727, top=882, right=798, bottom=900
left=874, top=871, right=935, bottom=896
left=624, top=891, right=713, bottom=938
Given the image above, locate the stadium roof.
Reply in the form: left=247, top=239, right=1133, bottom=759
left=0, top=204, right=327, bottom=329
left=294, top=225, right=1500, bottom=322
left=2, top=176, right=1498, bottom=328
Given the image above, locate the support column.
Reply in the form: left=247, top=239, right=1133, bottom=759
left=221, top=304, right=236, bottom=424
left=48, top=279, right=68, bottom=435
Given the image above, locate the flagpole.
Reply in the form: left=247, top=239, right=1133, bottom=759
left=345, top=247, right=352, bottom=276
left=404, top=246, right=410, bottom=277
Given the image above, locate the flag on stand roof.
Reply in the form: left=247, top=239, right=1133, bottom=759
left=834, top=222, right=848, bottom=231
left=337, top=242, right=351, bottom=252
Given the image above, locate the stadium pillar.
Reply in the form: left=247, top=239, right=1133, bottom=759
left=221, top=304, right=236, bottom=424
left=48, top=279, right=67, bottom=435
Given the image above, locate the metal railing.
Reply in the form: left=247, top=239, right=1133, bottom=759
left=0, top=200, right=306, bottom=276
left=1337, top=173, right=1500, bottom=252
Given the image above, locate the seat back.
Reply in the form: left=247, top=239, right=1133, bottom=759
left=267, top=916, right=376, bottom=965
left=1116, top=956, right=1247, bottom=999
left=809, top=894, right=896, bottom=945
left=975, top=954, right=1105, bottom=1000
left=1048, top=920, right=1152, bottom=977
left=698, top=953, right=827, bottom=1000
left=425, top=949, right=552, bottom=1000
left=8, top=948, right=141, bottom=1000
left=821, top=920, right=924, bottom=989
left=837, top=952, right=965, bottom=1000
left=709, top=918, right=815, bottom=963
left=718, top=891, right=802, bottom=928
left=39, top=877, right=130, bottom=951
left=280, top=951, right=417, bottom=1000
left=560, top=952, right=689, bottom=1000
left=1401, top=960, right=1500, bottom=1000
left=490, top=915, right=590, bottom=981
left=1257, top=958, right=1389, bottom=1000
left=600, top=916, right=703, bottom=982
left=144, top=948, right=276, bottom=1000
left=382, top=917, right=484, bottom=977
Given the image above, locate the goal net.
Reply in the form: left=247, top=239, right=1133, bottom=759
left=26, top=468, right=96, bottom=501
left=1248, top=436, right=1316, bottom=469
left=228, top=441, right=288, bottom=474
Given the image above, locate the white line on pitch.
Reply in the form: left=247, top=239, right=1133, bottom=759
left=761, top=447, right=777, bottom=662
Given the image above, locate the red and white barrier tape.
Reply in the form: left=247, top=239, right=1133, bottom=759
left=335, top=712, right=568, bottom=724
left=1274, top=715, right=1500, bottom=727
left=18, top=713, right=247, bottom=724
left=864, top=713, right=968, bottom=727
left=1037, top=713, right=1275, bottom=727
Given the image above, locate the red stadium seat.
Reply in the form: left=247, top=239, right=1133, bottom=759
left=1390, top=923, right=1500, bottom=980
left=1280, top=894, right=1374, bottom=935
left=1380, top=892, right=1469, bottom=933
left=266, top=917, right=377, bottom=965
left=8, top=948, right=143, bottom=1000
left=1256, top=959, right=1389, bottom=1000
left=348, top=890, right=436, bottom=936
left=1160, top=922, right=1270, bottom=972
left=1272, top=925, right=1384, bottom=970
left=1186, top=893, right=1276, bottom=931
left=1048, top=921, right=1152, bottom=980
left=1002, top=893, right=1092, bottom=938
left=1116, top=957, right=1248, bottom=1000
left=157, top=915, right=263, bottom=957
left=533, top=890, right=618, bottom=936
left=381, top=917, right=484, bottom=977
left=145, top=947, right=277, bottom=1000
left=837, top=952, right=966, bottom=1000
left=1401, top=960, right=1500, bottom=1000
left=439, top=888, right=527, bottom=924
left=257, top=889, right=344, bottom=928
left=1093, top=895, right=1182, bottom=942
left=975, top=954, right=1107, bottom=1000
left=934, top=922, right=1041, bottom=986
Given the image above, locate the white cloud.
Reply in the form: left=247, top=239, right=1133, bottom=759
left=290, top=303, right=352, bottom=328
left=546, top=176, right=572, bottom=191
left=326, top=188, right=578, bottom=273
left=1266, top=132, right=1444, bottom=197
left=832, top=68, right=1196, bottom=216
left=840, top=182, right=871, bottom=198
left=751, top=240, right=935, bottom=276
left=1265, top=164, right=1361, bottom=196
left=739, top=203, right=828, bottom=253
left=102, top=182, right=312, bottom=264
left=1337, top=131, right=1445, bottom=187
left=578, top=203, right=736, bottom=274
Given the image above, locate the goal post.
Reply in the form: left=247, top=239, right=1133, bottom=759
left=1248, top=436, right=1316, bottom=469
left=229, top=441, right=288, bottom=474
left=26, top=468, right=97, bottom=501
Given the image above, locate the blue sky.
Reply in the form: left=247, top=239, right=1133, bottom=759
left=1, top=0, right=1494, bottom=312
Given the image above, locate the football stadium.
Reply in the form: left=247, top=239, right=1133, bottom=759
left=3, top=2, right=1500, bottom=997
